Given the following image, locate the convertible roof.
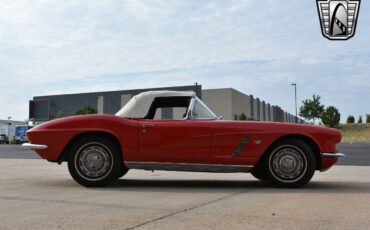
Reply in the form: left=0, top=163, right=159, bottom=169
left=115, top=90, right=196, bottom=118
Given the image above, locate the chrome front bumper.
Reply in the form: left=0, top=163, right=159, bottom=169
left=22, top=143, right=48, bottom=150
left=321, top=152, right=345, bottom=158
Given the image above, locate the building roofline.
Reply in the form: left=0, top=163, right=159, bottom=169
left=33, top=85, right=201, bottom=98
left=0, top=120, right=25, bottom=125
left=204, top=87, right=249, bottom=96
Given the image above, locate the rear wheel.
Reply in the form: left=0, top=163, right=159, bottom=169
left=67, top=135, right=126, bottom=187
left=266, top=139, right=316, bottom=188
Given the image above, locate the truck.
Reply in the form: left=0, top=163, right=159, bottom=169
left=14, top=125, right=29, bottom=144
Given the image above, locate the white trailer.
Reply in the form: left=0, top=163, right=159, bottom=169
left=0, top=124, right=16, bottom=143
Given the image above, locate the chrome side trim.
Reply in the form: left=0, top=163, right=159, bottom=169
left=125, top=161, right=253, bottom=173
left=22, top=143, right=48, bottom=150
left=231, top=135, right=250, bottom=157
left=321, top=153, right=345, bottom=158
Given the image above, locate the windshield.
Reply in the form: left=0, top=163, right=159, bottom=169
left=115, top=91, right=196, bottom=118
left=191, top=97, right=218, bottom=119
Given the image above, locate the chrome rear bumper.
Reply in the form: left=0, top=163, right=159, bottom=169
left=22, top=143, right=48, bottom=150
left=321, top=152, right=345, bottom=158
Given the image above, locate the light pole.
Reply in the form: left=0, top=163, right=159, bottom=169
left=7, top=116, right=11, bottom=144
left=291, top=83, right=297, bottom=123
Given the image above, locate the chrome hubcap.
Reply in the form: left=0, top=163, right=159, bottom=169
left=76, top=144, right=112, bottom=180
left=270, top=146, right=306, bottom=182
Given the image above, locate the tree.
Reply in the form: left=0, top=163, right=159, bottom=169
left=56, top=110, right=65, bottom=118
left=366, top=114, right=370, bottom=123
left=347, top=115, right=355, bottom=124
left=299, top=95, right=324, bottom=123
left=358, top=116, right=363, bottom=123
left=321, top=106, right=340, bottom=128
left=74, top=104, right=97, bottom=115
left=239, top=113, right=247, bottom=121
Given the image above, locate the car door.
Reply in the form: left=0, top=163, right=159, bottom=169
left=209, top=121, right=263, bottom=165
left=138, top=119, right=212, bottom=162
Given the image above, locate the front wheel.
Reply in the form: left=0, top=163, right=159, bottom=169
left=67, top=136, right=125, bottom=187
left=266, top=139, right=316, bottom=188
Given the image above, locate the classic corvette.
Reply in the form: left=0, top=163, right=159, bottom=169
left=24, top=90, right=344, bottom=188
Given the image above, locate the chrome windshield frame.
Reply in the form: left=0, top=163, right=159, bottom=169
left=186, top=96, right=218, bottom=120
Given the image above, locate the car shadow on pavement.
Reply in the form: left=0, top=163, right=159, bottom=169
left=304, top=181, right=370, bottom=193
left=100, top=179, right=370, bottom=194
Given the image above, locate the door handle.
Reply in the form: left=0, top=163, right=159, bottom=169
left=142, top=124, right=155, bottom=129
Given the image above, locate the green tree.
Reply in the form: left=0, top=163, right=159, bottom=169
left=358, top=116, right=363, bottom=123
left=56, top=110, right=65, bottom=118
left=366, top=114, right=370, bottom=123
left=347, top=115, right=355, bottom=124
left=321, top=106, right=340, bottom=128
left=74, top=104, right=97, bottom=115
left=299, top=95, right=324, bottom=123
left=239, top=113, right=247, bottom=121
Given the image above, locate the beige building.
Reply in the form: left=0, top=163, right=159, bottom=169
left=29, top=85, right=301, bottom=123
left=203, top=88, right=250, bottom=121
left=203, top=88, right=297, bottom=123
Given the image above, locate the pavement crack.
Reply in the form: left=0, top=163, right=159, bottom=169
left=0, top=195, right=159, bottom=211
left=125, top=190, right=248, bottom=230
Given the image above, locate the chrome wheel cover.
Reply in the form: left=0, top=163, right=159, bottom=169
left=269, top=145, right=307, bottom=183
left=74, top=142, right=113, bottom=181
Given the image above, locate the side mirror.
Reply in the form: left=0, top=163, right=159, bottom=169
left=218, top=116, right=223, bottom=120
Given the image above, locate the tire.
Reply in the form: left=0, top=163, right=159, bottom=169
left=266, top=138, right=316, bottom=188
left=67, top=135, right=125, bottom=187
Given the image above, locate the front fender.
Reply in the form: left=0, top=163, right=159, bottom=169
left=26, top=115, right=139, bottom=161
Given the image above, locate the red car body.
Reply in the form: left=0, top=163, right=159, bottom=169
left=25, top=91, right=343, bottom=187
left=27, top=114, right=341, bottom=171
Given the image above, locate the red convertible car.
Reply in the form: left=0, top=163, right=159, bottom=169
left=24, top=91, right=344, bottom=188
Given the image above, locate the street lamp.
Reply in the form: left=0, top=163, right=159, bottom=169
left=291, top=83, right=297, bottom=123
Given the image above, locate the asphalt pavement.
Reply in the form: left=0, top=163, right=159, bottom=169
left=336, top=142, right=370, bottom=166
left=0, top=143, right=369, bottom=229
left=0, top=142, right=369, bottom=165
left=0, top=160, right=369, bottom=229
left=0, top=144, right=40, bottom=159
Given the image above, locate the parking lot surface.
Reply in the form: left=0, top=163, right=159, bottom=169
left=0, top=159, right=369, bottom=230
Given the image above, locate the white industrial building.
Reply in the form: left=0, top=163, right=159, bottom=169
left=0, top=119, right=25, bottom=143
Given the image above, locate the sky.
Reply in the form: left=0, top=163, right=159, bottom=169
left=0, top=0, right=369, bottom=123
